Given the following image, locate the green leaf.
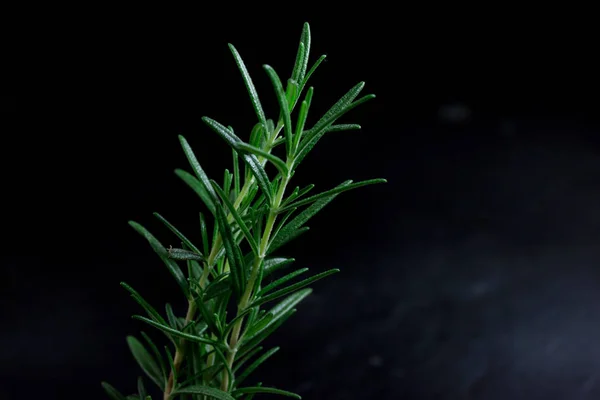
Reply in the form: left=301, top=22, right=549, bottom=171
left=249, top=122, right=266, bottom=148
left=294, top=22, right=311, bottom=85
left=291, top=42, right=305, bottom=85
left=165, top=303, right=180, bottom=330
left=172, top=385, right=235, bottom=400
left=325, top=123, right=361, bottom=133
left=234, top=346, right=264, bottom=373
left=228, top=44, right=268, bottom=131
left=281, top=184, right=315, bottom=208
left=268, top=227, right=309, bottom=254
left=167, top=247, right=204, bottom=262
left=140, top=332, right=167, bottom=385
left=174, top=169, right=216, bottom=216
left=239, top=309, right=296, bottom=354
left=164, top=345, right=178, bottom=388
left=120, top=282, right=168, bottom=327
left=235, top=142, right=289, bottom=177
left=242, top=289, right=311, bottom=353
left=236, top=347, right=280, bottom=386
left=223, top=169, right=232, bottom=201
left=137, top=377, right=147, bottom=400
left=258, top=268, right=309, bottom=296
left=210, top=179, right=259, bottom=255
left=264, top=64, right=293, bottom=156
left=232, top=148, right=241, bottom=198
left=300, top=54, right=326, bottom=93
left=280, top=178, right=386, bottom=212
left=203, top=272, right=231, bottom=300
left=153, top=212, right=203, bottom=257
left=132, top=315, right=222, bottom=347
left=101, top=382, right=126, bottom=400
left=179, top=135, right=218, bottom=210
left=232, top=386, right=301, bottom=399
left=263, top=257, right=295, bottom=277
left=128, top=221, right=189, bottom=297
left=296, top=93, right=375, bottom=166
left=214, top=202, right=246, bottom=298
left=299, top=81, right=364, bottom=152
left=192, top=292, right=221, bottom=337
left=126, top=336, right=165, bottom=390
left=242, top=312, right=274, bottom=343
left=197, top=214, right=209, bottom=260
left=285, top=79, right=299, bottom=112
left=202, top=117, right=273, bottom=205
left=292, top=100, right=309, bottom=155
left=251, top=270, right=338, bottom=308
left=269, top=181, right=352, bottom=253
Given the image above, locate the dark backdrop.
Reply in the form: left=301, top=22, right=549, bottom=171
left=3, top=7, right=600, bottom=400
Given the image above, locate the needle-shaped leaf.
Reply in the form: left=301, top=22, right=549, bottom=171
left=198, top=212, right=210, bottom=257
left=264, top=64, right=293, bottom=157
left=164, top=346, right=178, bottom=387
left=228, top=44, right=267, bottom=130
left=234, top=346, right=264, bottom=373
left=232, top=148, right=241, bottom=198
left=243, top=289, right=312, bottom=352
left=325, top=123, right=361, bottom=133
left=132, top=315, right=222, bottom=347
left=210, top=179, right=258, bottom=255
left=153, top=212, right=203, bottom=256
left=235, top=142, right=289, bottom=177
left=167, top=247, right=204, bottom=262
left=202, top=116, right=273, bottom=205
left=120, top=282, right=168, bottom=327
left=140, top=331, right=167, bottom=385
left=291, top=42, right=305, bottom=84
left=292, top=100, right=309, bottom=155
left=235, top=347, right=280, bottom=386
left=179, top=135, right=217, bottom=207
left=239, top=309, right=297, bottom=354
left=174, top=169, right=216, bottom=216
left=232, top=386, right=301, bottom=399
left=299, top=54, right=326, bottom=94
left=215, top=202, right=246, bottom=299
left=295, top=93, right=375, bottom=166
left=137, top=377, right=147, bottom=400
left=301, top=81, right=364, bottom=145
left=128, top=221, right=189, bottom=297
left=296, top=22, right=311, bottom=84
left=203, top=272, right=231, bottom=300
left=262, top=257, right=295, bottom=277
left=164, top=303, right=180, bottom=330
left=173, top=384, right=236, bottom=400
left=280, top=178, right=386, bottom=212
left=251, top=270, right=338, bottom=309
left=281, top=183, right=315, bottom=208
left=268, top=227, right=310, bottom=254
left=269, top=180, right=352, bottom=253
left=126, top=336, right=165, bottom=390
left=101, top=382, right=127, bottom=400
left=258, top=268, right=309, bottom=296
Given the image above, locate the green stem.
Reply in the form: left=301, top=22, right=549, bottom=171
left=221, top=167, right=291, bottom=391
left=164, top=122, right=285, bottom=397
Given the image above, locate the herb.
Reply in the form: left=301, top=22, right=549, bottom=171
left=102, top=22, right=386, bottom=400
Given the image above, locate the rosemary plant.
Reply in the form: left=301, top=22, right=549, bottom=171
left=102, top=22, right=386, bottom=400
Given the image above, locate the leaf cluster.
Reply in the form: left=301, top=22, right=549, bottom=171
left=102, top=22, right=386, bottom=400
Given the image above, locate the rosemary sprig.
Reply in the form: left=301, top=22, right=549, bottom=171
left=102, top=22, right=386, bottom=400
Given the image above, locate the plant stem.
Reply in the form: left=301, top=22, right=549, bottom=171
left=163, top=265, right=211, bottom=400
left=221, top=167, right=291, bottom=391
left=163, top=123, right=284, bottom=398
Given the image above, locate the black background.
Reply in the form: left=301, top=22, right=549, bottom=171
left=3, top=6, right=600, bottom=400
